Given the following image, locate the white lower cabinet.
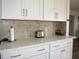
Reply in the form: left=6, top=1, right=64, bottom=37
left=50, top=46, right=72, bottom=59
left=25, top=53, right=49, bottom=59
left=50, top=48, right=61, bottom=59
left=1, top=53, right=49, bottom=59
left=61, top=46, right=72, bottom=59
left=1, top=45, right=49, bottom=59
left=50, top=39, right=73, bottom=59
left=0, top=39, right=73, bottom=59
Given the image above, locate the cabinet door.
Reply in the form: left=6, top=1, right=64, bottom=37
left=44, top=0, right=67, bottom=21
left=61, top=46, right=72, bottom=59
left=22, top=0, right=42, bottom=20
left=44, top=0, right=55, bottom=20
left=50, top=46, right=72, bottom=59
left=2, top=0, right=21, bottom=19
left=50, top=49, right=61, bottom=59
left=54, top=0, right=66, bottom=21
left=24, top=53, right=49, bottom=59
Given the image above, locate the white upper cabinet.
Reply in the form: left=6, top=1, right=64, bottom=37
left=0, top=0, right=22, bottom=19
left=0, top=0, right=70, bottom=21
left=22, top=0, right=42, bottom=20
left=44, top=0, right=55, bottom=20
left=0, top=0, right=42, bottom=20
left=44, top=0, right=68, bottom=21
left=54, top=0, right=66, bottom=21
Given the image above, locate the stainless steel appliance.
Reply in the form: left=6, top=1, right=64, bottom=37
left=35, top=30, right=45, bottom=38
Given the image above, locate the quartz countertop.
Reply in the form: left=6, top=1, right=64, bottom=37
left=0, top=36, right=76, bottom=51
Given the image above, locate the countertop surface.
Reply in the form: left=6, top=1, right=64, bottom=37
left=0, top=36, right=76, bottom=51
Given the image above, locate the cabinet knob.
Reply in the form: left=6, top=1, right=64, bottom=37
left=54, top=12, right=58, bottom=19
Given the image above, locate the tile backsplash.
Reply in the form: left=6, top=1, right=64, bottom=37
left=0, top=20, right=66, bottom=40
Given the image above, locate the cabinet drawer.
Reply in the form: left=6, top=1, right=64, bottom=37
left=1, top=50, right=24, bottom=59
left=62, top=39, right=73, bottom=47
left=50, top=42, right=62, bottom=50
left=50, top=39, right=73, bottom=50
left=1, top=45, right=49, bottom=59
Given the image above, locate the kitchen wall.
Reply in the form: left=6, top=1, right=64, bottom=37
left=70, top=10, right=79, bottom=35
left=0, top=20, right=66, bottom=40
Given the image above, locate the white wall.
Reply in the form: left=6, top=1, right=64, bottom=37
left=70, top=10, right=79, bottom=35
left=70, top=10, right=79, bottom=15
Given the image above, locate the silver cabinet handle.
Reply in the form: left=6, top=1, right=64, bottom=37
left=37, top=48, right=45, bottom=51
left=67, top=42, right=72, bottom=44
left=23, top=9, right=25, bottom=16
left=53, top=45, right=60, bottom=47
left=25, top=9, right=28, bottom=16
left=10, top=54, right=21, bottom=58
left=61, top=49, right=66, bottom=52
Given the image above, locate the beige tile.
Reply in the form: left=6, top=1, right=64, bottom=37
left=0, top=20, right=66, bottom=40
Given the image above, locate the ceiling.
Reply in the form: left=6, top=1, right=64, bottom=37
left=70, top=0, right=79, bottom=11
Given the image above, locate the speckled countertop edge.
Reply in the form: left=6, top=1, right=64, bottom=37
left=0, top=36, right=76, bottom=51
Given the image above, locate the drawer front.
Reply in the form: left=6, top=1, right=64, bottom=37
left=1, top=51, right=24, bottom=59
left=50, top=42, right=62, bottom=50
left=50, top=39, right=73, bottom=51
left=1, top=45, right=49, bottom=59
left=23, top=45, right=49, bottom=57
left=62, top=39, right=73, bottom=47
